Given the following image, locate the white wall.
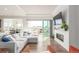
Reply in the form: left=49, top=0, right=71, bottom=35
left=69, top=6, right=79, bottom=48
left=52, top=5, right=69, bottom=51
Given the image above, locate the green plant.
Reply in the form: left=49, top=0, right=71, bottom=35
left=61, top=21, right=68, bottom=31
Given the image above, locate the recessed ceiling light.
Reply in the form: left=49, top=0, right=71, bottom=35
left=4, top=8, right=8, bottom=11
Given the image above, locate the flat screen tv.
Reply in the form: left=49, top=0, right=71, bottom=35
left=53, top=12, right=63, bottom=26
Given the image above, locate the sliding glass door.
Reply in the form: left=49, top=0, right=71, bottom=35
left=42, top=20, right=50, bottom=37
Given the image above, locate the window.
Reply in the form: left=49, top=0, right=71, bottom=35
left=28, top=21, right=42, bottom=27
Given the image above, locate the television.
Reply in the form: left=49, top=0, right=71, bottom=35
left=53, top=12, right=63, bottom=26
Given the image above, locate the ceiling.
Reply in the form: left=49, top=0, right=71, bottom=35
left=0, top=5, right=57, bottom=19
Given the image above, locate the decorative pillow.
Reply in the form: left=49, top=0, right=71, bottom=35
left=1, top=35, right=12, bottom=42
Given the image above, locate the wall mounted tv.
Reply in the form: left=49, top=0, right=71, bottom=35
left=53, top=12, right=63, bottom=25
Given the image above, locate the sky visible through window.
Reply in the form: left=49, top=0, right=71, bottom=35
left=28, top=21, right=42, bottom=27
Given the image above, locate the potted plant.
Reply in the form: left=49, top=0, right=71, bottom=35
left=61, top=21, right=68, bottom=31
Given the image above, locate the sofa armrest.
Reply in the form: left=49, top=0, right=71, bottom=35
left=0, top=41, right=16, bottom=53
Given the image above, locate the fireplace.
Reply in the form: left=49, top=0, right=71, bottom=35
left=56, top=33, right=64, bottom=42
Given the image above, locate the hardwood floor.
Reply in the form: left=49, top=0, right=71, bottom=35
left=21, top=37, right=68, bottom=53
left=21, top=43, right=37, bottom=53
left=49, top=38, right=68, bottom=53
left=21, top=35, right=49, bottom=53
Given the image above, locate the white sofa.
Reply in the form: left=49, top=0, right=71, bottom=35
left=12, top=34, right=38, bottom=53
left=15, top=38, right=28, bottom=53
left=9, top=34, right=28, bottom=53
left=0, top=33, right=38, bottom=53
left=0, top=33, right=28, bottom=53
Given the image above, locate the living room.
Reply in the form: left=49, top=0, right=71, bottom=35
left=0, top=5, right=54, bottom=53
left=0, top=5, right=79, bottom=53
